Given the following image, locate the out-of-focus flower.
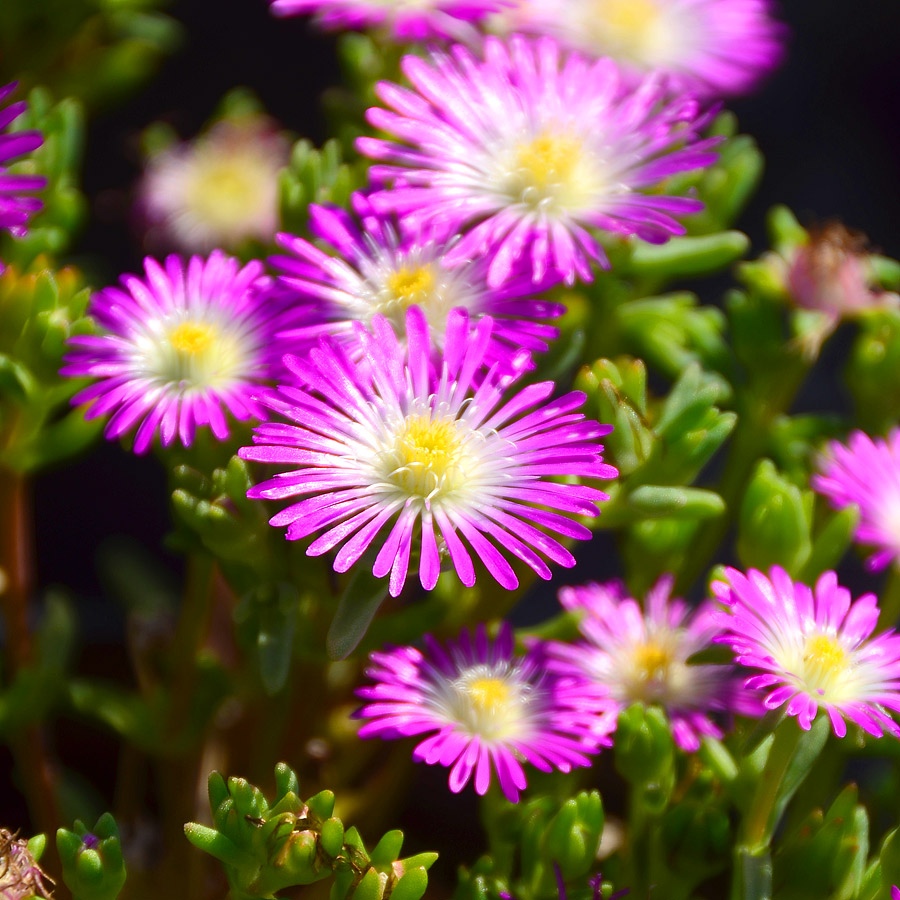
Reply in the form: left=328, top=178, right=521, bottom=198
left=355, top=623, right=617, bottom=801
left=240, top=307, right=616, bottom=597
left=269, top=0, right=506, bottom=42
left=62, top=251, right=287, bottom=454
left=139, top=117, right=288, bottom=253
left=270, top=192, right=564, bottom=364
left=713, top=566, right=900, bottom=737
left=0, top=82, right=45, bottom=250
left=0, top=830, right=53, bottom=900
left=509, top=0, right=785, bottom=98
left=546, top=576, right=754, bottom=751
left=812, top=429, right=900, bottom=572
left=787, top=223, right=898, bottom=320
left=357, top=35, right=720, bottom=288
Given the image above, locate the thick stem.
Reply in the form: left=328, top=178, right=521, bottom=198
left=0, top=468, right=61, bottom=838
left=743, top=721, right=802, bottom=850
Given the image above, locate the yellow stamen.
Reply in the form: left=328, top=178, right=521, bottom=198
left=188, top=162, right=259, bottom=229
left=803, top=633, right=849, bottom=678
left=170, top=321, right=216, bottom=355
left=515, top=132, right=582, bottom=192
left=390, top=414, right=467, bottom=498
left=602, top=0, right=661, bottom=35
left=467, top=677, right=511, bottom=713
left=632, top=642, right=674, bottom=681
left=386, top=266, right=436, bottom=306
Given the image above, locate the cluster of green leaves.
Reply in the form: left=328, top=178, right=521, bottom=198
left=185, top=763, right=436, bottom=900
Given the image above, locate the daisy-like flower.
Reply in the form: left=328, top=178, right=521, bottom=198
left=712, top=566, right=900, bottom=737
left=357, top=35, right=720, bottom=288
left=240, top=307, right=616, bottom=597
left=510, top=0, right=785, bottom=98
left=812, top=429, right=900, bottom=572
left=271, top=192, right=564, bottom=363
left=62, top=251, right=288, bottom=454
left=0, top=82, right=45, bottom=247
left=269, top=0, right=505, bottom=42
left=139, top=117, right=288, bottom=254
left=545, top=576, right=753, bottom=751
left=355, top=623, right=617, bottom=801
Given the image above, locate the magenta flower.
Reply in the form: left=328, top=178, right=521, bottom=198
left=357, top=35, right=720, bottom=288
left=269, top=0, right=504, bottom=42
left=546, top=576, right=755, bottom=751
left=356, top=623, right=617, bottom=801
left=240, top=307, right=616, bottom=597
left=713, top=566, right=900, bottom=738
left=511, top=0, right=785, bottom=98
left=62, top=252, right=287, bottom=454
left=0, top=82, right=45, bottom=246
left=812, top=430, right=900, bottom=572
left=271, top=193, right=564, bottom=364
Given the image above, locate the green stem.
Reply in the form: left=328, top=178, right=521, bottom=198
left=743, top=721, right=802, bottom=850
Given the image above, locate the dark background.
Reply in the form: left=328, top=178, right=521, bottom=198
left=7, top=0, right=900, bottom=843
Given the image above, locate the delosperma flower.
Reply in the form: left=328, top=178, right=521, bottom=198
left=812, top=430, right=900, bottom=571
left=357, top=35, right=721, bottom=288
left=0, top=830, right=52, bottom=900
left=713, top=566, right=900, bottom=737
left=355, top=623, right=617, bottom=801
left=512, top=0, right=785, bottom=98
left=0, top=81, right=45, bottom=244
left=269, top=0, right=505, bottom=42
left=240, top=307, right=616, bottom=597
left=139, top=117, right=288, bottom=254
left=62, top=251, right=288, bottom=454
left=270, top=193, right=564, bottom=363
left=546, top=576, right=754, bottom=751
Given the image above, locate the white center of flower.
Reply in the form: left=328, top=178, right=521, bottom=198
left=382, top=413, right=472, bottom=501
left=139, top=314, right=251, bottom=390
left=502, top=129, right=599, bottom=213
left=185, top=161, right=262, bottom=231
left=799, top=633, right=852, bottom=700
left=449, top=665, right=531, bottom=740
left=587, top=0, right=675, bottom=66
left=619, top=633, right=690, bottom=704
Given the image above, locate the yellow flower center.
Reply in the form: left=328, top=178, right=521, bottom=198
left=602, top=0, right=661, bottom=36
left=514, top=132, right=583, bottom=193
left=466, top=677, right=511, bottom=714
left=387, top=414, right=469, bottom=500
left=386, top=265, right=436, bottom=307
left=187, top=161, right=259, bottom=229
left=632, top=641, right=674, bottom=682
left=802, top=633, right=850, bottom=694
left=169, top=321, right=216, bottom=356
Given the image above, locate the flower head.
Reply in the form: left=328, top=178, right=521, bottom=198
left=269, top=0, right=505, bottom=42
left=812, top=429, right=900, bottom=572
left=356, top=623, right=617, bottom=801
left=787, top=223, right=898, bottom=320
left=546, top=576, right=754, bottom=751
left=510, top=0, right=785, bottom=98
left=63, top=251, right=288, bottom=454
left=0, top=830, right=53, bottom=900
left=713, top=566, right=900, bottom=737
left=240, top=307, right=616, bottom=597
left=358, top=36, right=720, bottom=288
left=139, top=116, right=288, bottom=253
left=271, top=193, right=564, bottom=364
left=0, top=82, right=45, bottom=247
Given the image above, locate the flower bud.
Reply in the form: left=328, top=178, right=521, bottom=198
left=56, top=814, right=126, bottom=900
